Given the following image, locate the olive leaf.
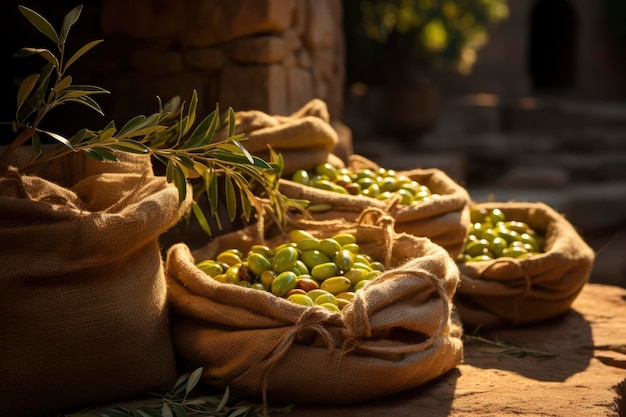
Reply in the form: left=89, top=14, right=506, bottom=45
left=49, top=368, right=294, bottom=417
left=17, top=5, right=59, bottom=45
left=1, top=3, right=304, bottom=237
left=463, top=333, right=558, bottom=360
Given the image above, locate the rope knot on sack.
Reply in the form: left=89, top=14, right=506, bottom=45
left=258, top=308, right=336, bottom=413
left=355, top=202, right=397, bottom=268
left=342, top=267, right=452, bottom=355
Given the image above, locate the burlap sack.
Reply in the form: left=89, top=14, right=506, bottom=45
left=454, top=201, right=595, bottom=331
left=279, top=154, right=471, bottom=258
left=0, top=151, right=191, bottom=417
left=165, top=217, right=464, bottom=405
left=217, top=99, right=341, bottom=176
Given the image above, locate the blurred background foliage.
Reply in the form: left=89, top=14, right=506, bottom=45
left=343, top=0, right=509, bottom=85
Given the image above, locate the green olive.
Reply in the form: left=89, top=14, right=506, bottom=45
left=306, top=289, right=333, bottom=302
left=292, top=260, right=309, bottom=276
left=504, top=221, right=530, bottom=234
left=379, top=177, right=397, bottom=192
left=249, top=244, right=274, bottom=259
left=271, top=271, right=298, bottom=297
left=332, top=233, right=357, bottom=246
left=246, top=252, right=272, bottom=277
left=490, top=237, right=508, bottom=257
left=315, top=163, right=338, bottom=181
left=311, top=262, right=340, bottom=281
left=397, top=188, right=414, bottom=205
left=301, top=249, right=331, bottom=270
left=353, top=279, right=371, bottom=291
left=465, top=239, right=491, bottom=257
left=319, top=303, right=341, bottom=313
left=375, top=191, right=393, bottom=201
left=260, top=270, right=276, bottom=288
left=195, top=260, right=224, bottom=277
left=352, top=261, right=373, bottom=272
left=216, top=251, right=242, bottom=267
left=319, top=238, right=342, bottom=258
left=225, top=265, right=241, bottom=283
left=272, top=246, right=299, bottom=273
left=501, top=247, right=528, bottom=259
left=314, top=293, right=338, bottom=306
left=489, top=208, right=506, bottom=224
left=334, top=249, right=354, bottom=272
left=342, top=243, right=360, bottom=254
left=469, top=207, right=488, bottom=223
left=289, top=229, right=316, bottom=243
left=320, top=276, right=352, bottom=295
left=287, top=293, right=315, bottom=307
left=291, top=169, right=310, bottom=185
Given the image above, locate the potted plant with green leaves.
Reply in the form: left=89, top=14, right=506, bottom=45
left=0, top=4, right=301, bottom=417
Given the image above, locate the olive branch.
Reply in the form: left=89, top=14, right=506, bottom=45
left=0, top=4, right=307, bottom=235
left=41, top=368, right=294, bottom=417
left=463, top=332, right=558, bottom=360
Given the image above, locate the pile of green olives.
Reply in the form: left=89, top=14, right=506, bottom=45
left=290, top=163, right=439, bottom=205
left=457, top=207, right=545, bottom=262
left=195, top=229, right=385, bottom=312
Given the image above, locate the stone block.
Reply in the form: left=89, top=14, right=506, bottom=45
left=219, top=64, right=287, bottom=114
left=286, top=67, right=314, bottom=113
left=231, top=36, right=287, bottom=64
left=304, top=0, right=336, bottom=49
left=130, top=49, right=184, bottom=74
left=185, top=47, right=224, bottom=70
left=181, top=0, right=296, bottom=47
left=101, top=0, right=183, bottom=38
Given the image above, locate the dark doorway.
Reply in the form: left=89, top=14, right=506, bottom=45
left=528, top=0, right=578, bottom=94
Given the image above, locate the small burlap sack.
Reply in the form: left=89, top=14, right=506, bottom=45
left=217, top=99, right=343, bottom=176
left=0, top=150, right=191, bottom=417
left=454, top=201, right=595, bottom=331
left=165, top=217, right=464, bottom=406
left=279, top=154, right=471, bottom=258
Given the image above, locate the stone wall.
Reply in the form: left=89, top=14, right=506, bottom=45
left=100, top=0, right=345, bottom=125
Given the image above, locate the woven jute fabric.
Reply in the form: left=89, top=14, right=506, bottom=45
left=0, top=151, right=191, bottom=417
left=166, top=217, right=463, bottom=406
left=215, top=99, right=342, bottom=176
left=454, top=201, right=595, bottom=331
left=279, top=154, right=471, bottom=258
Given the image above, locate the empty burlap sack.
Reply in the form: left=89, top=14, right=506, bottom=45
left=216, top=99, right=342, bottom=176
left=165, top=217, right=463, bottom=406
left=279, top=154, right=471, bottom=258
left=0, top=151, right=191, bottom=417
left=454, top=201, right=595, bottom=331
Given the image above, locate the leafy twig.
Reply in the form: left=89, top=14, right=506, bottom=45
left=40, top=368, right=294, bottom=417
left=1, top=4, right=307, bottom=236
left=463, top=333, right=558, bottom=360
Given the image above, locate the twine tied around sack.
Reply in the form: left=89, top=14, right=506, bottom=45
left=478, top=258, right=533, bottom=325
left=255, top=307, right=336, bottom=414
left=355, top=195, right=400, bottom=268
left=342, top=266, right=453, bottom=355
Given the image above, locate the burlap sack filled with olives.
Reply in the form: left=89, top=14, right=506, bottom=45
left=454, top=202, right=595, bottom=331
left=215, top=98, right=343, bottom=176
left=0, top=151, right=190, bottom=417
left=165, top=218, right=464, bottom=405
left=279, top=154, right=471, bottom=258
